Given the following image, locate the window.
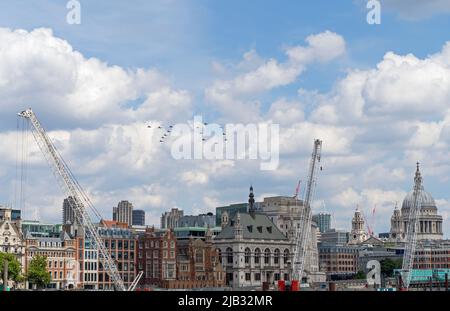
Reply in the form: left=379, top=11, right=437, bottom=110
left=226, top=247, right=233, bottom=264
left=264, top=248, right=271, bottom=264
left=60, top=271, right=63, bottom=279
left=245, top=273, right=251, bottom=281
left=244, top=248, right=251, bottom=264
left=170, top=241, right=175, bottom=248
left=216, top=249, right=222, bottom=263
left=284, top=249, right=290, bottom=264
left=274, top=249, right=280, bottom=264
left=254, top=248, right=261, bottom=264
left=255, top=273, right=261, bottom=281
left=195, top=250, right=203, bottom=263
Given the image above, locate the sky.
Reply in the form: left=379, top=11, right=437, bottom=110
left=0, top=0, right=449, bottom=236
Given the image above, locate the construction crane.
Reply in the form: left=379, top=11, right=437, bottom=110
left=18, top=108, right=127, bottom=291
left=292, top=139, right=322, bottom=285
left=128, top=271, right=144, bottom=291
left=400, top=162, right=424, bottom=290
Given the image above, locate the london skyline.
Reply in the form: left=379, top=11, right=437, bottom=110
left=0, top=1, right=449, bottom=237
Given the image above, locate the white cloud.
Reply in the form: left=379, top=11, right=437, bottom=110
left=0, top=27, right=191, bottom=128
left=205, top=31, right=346, bottom=122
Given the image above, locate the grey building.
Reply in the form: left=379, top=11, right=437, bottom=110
left=132, top=210, right=145, bottom=226
left=161, top=208, right=184, bottom=229
left=213, top=187, right=295, bottom=289
left=63, top=196, right=78, bottom=225
left=216, top=202, right=262, bottom=227
left=312, top=212, right=331, bottom=233
left=179, top=213, right=215, bottom=228
left=113, top=200, right=133, bottom=227
left=320, top=229, right=349, bottom=246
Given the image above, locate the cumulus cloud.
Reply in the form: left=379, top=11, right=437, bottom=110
left=0, top=27, right=192, bottom=128
left=205, top=31, right=346, bottom=122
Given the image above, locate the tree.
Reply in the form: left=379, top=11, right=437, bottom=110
left=355, top=270, right=366, bottom=280
left=380, top=258, right=402, bottom=278
left=0, top=252, right=23, bottom=283
left=27, top=255, right=51, bottom=289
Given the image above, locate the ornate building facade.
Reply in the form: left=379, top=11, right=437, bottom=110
left=389, top=164, right=444, bottom=241
left=213, top=187, right=296, bottom=289
left=348, top=207, right=368, bottom=245
left=0, top=207, right=25, bottom=265
left=260, top=196, right=324, bottom=283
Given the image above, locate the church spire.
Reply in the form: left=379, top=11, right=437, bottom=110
left=249, top=185, right=256, bottom=217
left=414, top=162, right=424, bottom=190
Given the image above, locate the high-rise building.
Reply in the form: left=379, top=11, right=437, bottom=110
left=160, top=208, right=184, bottom=229
left=132, top=210, right=146, bottom=226
left=63, top=196, right=78, bottom=225
left=312, top=212, right=331, bottom=233
left=113, top=201, right=133, bottom=228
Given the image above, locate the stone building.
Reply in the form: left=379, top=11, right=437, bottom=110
left=0, top=207, right=25, bottom=290
left=160, top=208, right=184, bottom=229
left=213, top=187, right=295, bottom=289
left=260, top=196, right=324, bottom=283
left=25, top=231, right=78, bottom=289
left=0, top=207, right=25, bottom=272
left=389, top=164, right=444, bottom=241
left=348, top=207, right=368, bottom=245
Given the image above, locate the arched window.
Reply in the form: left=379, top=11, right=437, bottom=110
left=254, top=248, right=261, bottom=264
left=274, top=249, right=280, bottom=264
left=244, top=248, right=251, bottom=264
left=264, top=248, right=271, bottom=264
left=226, top=247, right=233, bottom=264
left=284, top=249, right=290, bottom=264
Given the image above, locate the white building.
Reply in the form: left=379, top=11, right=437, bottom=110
left=389, top=164, right=444, bottom=241
left=260, top=196, right=324, bottom=283
left=213, top=187, right=295, bottom=289
left=348, top=207, right=368, bottom=245
left=0, top=207, right=25, bottom=283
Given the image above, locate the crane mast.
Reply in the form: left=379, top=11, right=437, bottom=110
left=18, top=108, right=126, bottom=291
left=400, top=163, right=423, bottom=290
left=292, top=139, right=322, bottom=282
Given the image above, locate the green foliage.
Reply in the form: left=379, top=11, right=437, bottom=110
left=380, top=258, right=402, bottom=277
left=27, top=255, right=51, bottom=288
left=0, top=252, right=22, bottom=282
left=355, top=270, right=366, bottom=280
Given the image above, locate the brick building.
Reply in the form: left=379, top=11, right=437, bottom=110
left=25, top=231, right=78, bottom=289
left=137, top=227, right=177, bottom=287
left=318, top=245, right=360, bottom=280
left=167, top=232, right=225, bottom=289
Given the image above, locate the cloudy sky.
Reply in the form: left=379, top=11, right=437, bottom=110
left=0, top=0, right=449, bottom=236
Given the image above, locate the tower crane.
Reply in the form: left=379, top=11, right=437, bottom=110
left=18, top=108, right=126, bottom=291
left=292, top=139, right=322, bottom=286
left=399, top=162, right=424, bottom=290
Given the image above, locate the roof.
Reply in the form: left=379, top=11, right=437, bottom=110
left=215, top=212, right=287, bottom=240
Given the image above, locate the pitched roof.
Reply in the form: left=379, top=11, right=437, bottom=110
left=215, top=212, right=287, bottom=240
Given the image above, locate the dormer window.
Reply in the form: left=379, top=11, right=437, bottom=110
left=247, top=226, right=253, bottom=233
left=257, top=226, right=262, bottom=233
left=267, top=227, right=272, bottom=234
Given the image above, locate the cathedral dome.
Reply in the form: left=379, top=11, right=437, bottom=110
left=401, top=190, right=436, bottom=211
left=401, top=163, right=437, bottom=213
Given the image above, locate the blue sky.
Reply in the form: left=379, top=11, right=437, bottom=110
left=0, top=0, right=449, bottom=236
